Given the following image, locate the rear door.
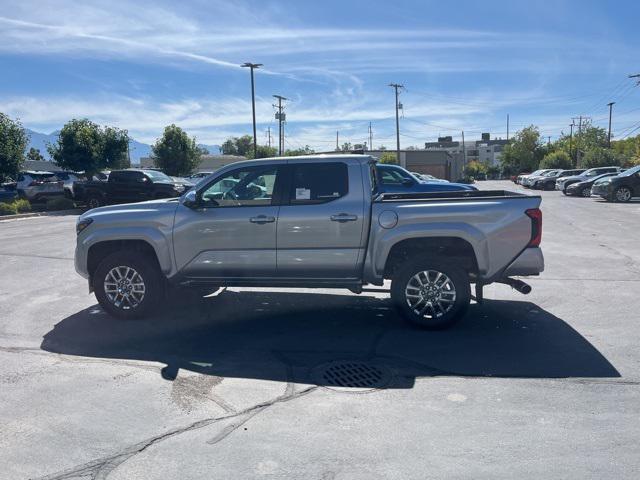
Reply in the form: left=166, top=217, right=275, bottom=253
left=276, top=161, right=366, bottom=279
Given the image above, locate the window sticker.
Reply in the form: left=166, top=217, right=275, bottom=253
left=295, top=187, right=311, bottom=200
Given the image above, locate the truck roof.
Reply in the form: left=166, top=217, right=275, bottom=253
left=223, top=154, right=375, bottom=169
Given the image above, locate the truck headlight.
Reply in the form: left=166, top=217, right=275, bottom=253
left=76, top=218, right=93, bottom=235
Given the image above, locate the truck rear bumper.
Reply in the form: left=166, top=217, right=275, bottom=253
left=502, top=247, right=544, bottom=277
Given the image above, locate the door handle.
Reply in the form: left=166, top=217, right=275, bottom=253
left=330, top=213, right=358, bottom=222
left=249, top=215, right=276, bottom=224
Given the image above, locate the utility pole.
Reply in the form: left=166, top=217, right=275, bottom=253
left=461, top=130, right=466, bottom=166
left=241, top=62, right=262, bottom=158
left=506, top=114, right=510, bottom=141
left=389, top=83, right=404, bottom=164
left=569, top=123, right=575, bottom=164
left=607, top=102, right=615, bottom=147
left=273, top=95, right=287, bottom=156
left=267, top=127, right=271, bottom=148
left=336, top=131, right=339, bottom=151
left=368, top=122, right=373, bottom=152
left=548, top=136, right=551, bottom=146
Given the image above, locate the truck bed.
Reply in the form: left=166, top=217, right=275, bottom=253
left=376, top=190, right=538, bottom=202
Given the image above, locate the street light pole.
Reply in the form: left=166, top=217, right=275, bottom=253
left=241, top=62, right=262, bottom=158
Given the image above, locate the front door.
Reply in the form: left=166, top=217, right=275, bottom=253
left=276, top=161, right=366, bottom=279
left=173, top=164, right=283, bottom=279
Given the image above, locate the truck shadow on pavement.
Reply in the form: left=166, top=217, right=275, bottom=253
left=41, top=290, right=620, bottom=389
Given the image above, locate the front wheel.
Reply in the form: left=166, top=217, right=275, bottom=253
left=391, top=257, right=471, bottom=329
left=614, top=186, right=632, bottom=203
left=581, top=187, right=592, bottom=197
left=93, top=251, right=163, bottom=319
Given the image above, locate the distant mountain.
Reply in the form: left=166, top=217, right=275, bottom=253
left=23, top=129, right=220, bottom=165
left=198, top=144, right=221, bottom=155
left=25, top=129, right=56, bottom=160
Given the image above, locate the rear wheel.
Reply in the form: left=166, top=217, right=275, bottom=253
left=93, top=251, right=163, bottom=319
left=87, top=195, right=104, bottom=209
left=391, top=256, right=470, bottom=329
left=614, top=186, right=632, bottom=203
left=581, top=187, right=591, bottom=197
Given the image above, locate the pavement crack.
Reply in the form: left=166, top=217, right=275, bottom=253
left=34, top=386, right=318, bottom=480
left=0, top=252, right=73, bottom=261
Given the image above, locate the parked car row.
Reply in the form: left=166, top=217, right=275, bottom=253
left=514, top=165, right=640, bottom=202
left=4, top=163, right=466, bottom=212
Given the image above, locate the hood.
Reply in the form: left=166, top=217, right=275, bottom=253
left=79, top=198, right=180, bottom=222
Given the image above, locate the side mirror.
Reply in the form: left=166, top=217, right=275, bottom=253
left=181, top=189, right=199, bottom=209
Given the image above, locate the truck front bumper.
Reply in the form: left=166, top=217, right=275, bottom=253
left=502, top=247, right=544, bottom=277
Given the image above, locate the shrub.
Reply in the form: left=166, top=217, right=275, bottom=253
left=0, top=202, right=17, bottom=215
left=379, top=152, right=397, bottom=164
left=580, top=147, right=621, bottom=168
left=13, top=199, right=31, bottom=213
left=540, top=150, right=572, bottom=169
left=46, top=197, right=76, bottom=211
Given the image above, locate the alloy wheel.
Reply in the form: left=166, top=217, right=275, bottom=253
left=404, top=270, right=456, bottom=319
left=616, top=187, right=632, bottom=202
left=104, top=265, right=146, bottom=310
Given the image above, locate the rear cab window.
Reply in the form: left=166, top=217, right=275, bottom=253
left=288, top=162, right=348, bottom=204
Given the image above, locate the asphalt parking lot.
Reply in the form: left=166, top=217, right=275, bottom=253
left=1, top=180, right=639, bottom=479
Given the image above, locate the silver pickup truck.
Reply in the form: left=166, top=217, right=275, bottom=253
left=75, top=155, right=544, bottom=329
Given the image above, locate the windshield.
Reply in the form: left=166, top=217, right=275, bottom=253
left=619, top=165, right=640, bottom=177
left=144, top=170, right=172, bottom=182
left=542, top=170, right=559, bottom=176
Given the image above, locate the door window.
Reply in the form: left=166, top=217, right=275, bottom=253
left=201, top=166, right=278, bottom=207
left=288, top=162, right=348, bottom=204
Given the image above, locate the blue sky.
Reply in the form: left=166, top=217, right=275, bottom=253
left=1, top=0, right=639, bottom=151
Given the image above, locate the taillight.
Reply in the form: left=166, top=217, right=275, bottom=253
left=525, top=208, right=542, bottom=247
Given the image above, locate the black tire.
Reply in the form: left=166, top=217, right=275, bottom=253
left=93, top=251, right=163, bottom=319
left=581, top=187, right=591, bottom=197
left=391, top=256, right=471, bottom=329
left=544, top=183, right=554, bottom=191
left=614, top=186, right=633, bottom=203
left=86, top=195, right=104, bottom=209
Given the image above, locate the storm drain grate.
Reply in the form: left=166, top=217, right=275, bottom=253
left=315, top=361, right=392, bottom=390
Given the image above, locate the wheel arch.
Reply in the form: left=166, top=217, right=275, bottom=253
left=383, top=236, right=480, bottom=279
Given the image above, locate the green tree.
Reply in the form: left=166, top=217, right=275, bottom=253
left=220, top=135, right=253, bottom=157
left=340, top=142, right=352, bottom=152
left=0, top=113, right=29, bottom=181
left=464, top=160, right=488, bottom=179
left=102, top=126, right=131, bottom=169
left=379, top=152, right=397, bottom=164
left=499, top=125, right=543, bottom=174
left=285, top=146, right=315, bottom=156
left=48, top=119, right=130, bottom=175
left=540, top=150, right=572, bottom=169
left=612, top=134, right=640, bottom=166
left=151, top=124, right=204, bottom=176
left=221, top=139, right=238, bottom=155
left=26, top=147, right=45, bottom=162
left=581, top=146, right=621, bottom=168
left=251, top=145, right=278, bottom=159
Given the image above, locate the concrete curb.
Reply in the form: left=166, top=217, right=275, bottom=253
left=0, top=209, right=83, bottom=222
